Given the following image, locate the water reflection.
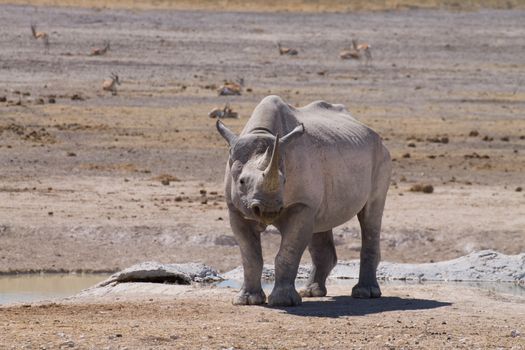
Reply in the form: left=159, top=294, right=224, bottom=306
left=0, top=274, right=110, bottom=305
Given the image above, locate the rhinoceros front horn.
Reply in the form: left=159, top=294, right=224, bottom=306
left=262, top=134, right=280, bottom=192
left=216, top=119, right=238, bottom=146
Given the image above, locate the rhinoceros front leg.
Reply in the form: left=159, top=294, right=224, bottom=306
left=299, top=229, right=337, bottom=298
left=228, top=209, right=266, bottom=305
left=269, top=206, right=314, bottom=307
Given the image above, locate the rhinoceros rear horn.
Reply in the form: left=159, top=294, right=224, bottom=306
left=262, top=134, right=280, bottom=192
left=280, top=123, right=305, bottom=147
left=216, top=119, right=238, bottom=146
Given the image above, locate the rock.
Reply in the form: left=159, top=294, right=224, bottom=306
left=151, top=174, right=180, bottom=185
left=214, top=235, right=238, bottom=246
left=71, top=94, right=84, bottom=101
left=59, top=340, right=75, bottom=348
left=468, top=130, right=479, bottom=137
left=426, top=136, right=449, bottom=144
left=222, top=250, right=525, bottom=283
left=223, top=264, right=311, bottom=281
left=516, top=187, right=522, bottom=192
left=511, top=330, right=520, bottom=338
left=95, top=262, right=222, bottom=287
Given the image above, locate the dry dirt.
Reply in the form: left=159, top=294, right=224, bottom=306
left=0, top=2, right=524, bottom=348
left=1, top=284, right=525, bottom=349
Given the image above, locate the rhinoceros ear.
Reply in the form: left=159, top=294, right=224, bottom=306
left=216, top=119, right=238, bottom=146
left=280, top=123, right=305, bottom=147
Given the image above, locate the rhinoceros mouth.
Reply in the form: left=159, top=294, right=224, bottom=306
left=257, top=209, right=282, bottom=224
left=259, top=213, right=279, bottom=225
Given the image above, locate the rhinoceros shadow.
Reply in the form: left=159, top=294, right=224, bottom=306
left=271, top=296, right=452, bottom=318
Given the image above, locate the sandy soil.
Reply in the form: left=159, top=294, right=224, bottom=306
left=0, top=3, right=524, bottom=349
left=1, top=284, right=524, bottom=349
left=0, top=4, right=523, bottom=274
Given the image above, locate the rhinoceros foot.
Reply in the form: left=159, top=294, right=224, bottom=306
left=268, top=286, right=302, bottom=306
left=299, top=283, right=327, bottom=298
left=232, top=289, right=266, bottom=305
left=351, top=283, right=382, bottom=298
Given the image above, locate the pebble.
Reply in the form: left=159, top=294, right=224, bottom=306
left=58, top=340, right=75, bottom=348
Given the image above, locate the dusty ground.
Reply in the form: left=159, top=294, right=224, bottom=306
left=1, top=284, right=524, bottom=349
left=0, top=4, right=523, bottom=273
left=0, top=2, right=524, bottom=349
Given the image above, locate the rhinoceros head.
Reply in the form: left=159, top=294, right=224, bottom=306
left=216, top=120, right=304, bottom=224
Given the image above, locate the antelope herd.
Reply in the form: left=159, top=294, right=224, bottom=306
left=27, top=23, right=373, bottom=104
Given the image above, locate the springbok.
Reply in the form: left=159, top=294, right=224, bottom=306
left=30, top=24, right=49, bottom=47
left=90, top=41, right=110, bottom=56
left=340, top=39, right=372, bottom=64
left=208, top=103, right=239, bottom=119
left=102, top=73, right=120, bottom=95
left=277, top=42, right=298, bottom=56
left=356, top=40, right=372, bottom=63
left=218, top=78, right=244, bottom=96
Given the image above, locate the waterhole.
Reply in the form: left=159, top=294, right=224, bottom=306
left=0, top=273, right=110, bottom=305
left=1, top=274, right=523, bottom=305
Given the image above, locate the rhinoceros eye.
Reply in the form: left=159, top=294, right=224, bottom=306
left=239, top=178, right=245, bottom=185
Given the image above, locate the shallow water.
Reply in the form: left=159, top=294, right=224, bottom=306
left=1, top=274, right=523, bottom=305
left=0, top=274, right=110, bottom=305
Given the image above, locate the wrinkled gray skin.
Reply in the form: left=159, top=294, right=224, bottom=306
left=217, top=95, right=391, bottom=307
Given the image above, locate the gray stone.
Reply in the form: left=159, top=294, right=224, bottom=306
left=96, top=261, right=222, bottom=287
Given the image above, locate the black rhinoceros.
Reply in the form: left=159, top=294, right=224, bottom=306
left=216, top=95, right=391, bottom=306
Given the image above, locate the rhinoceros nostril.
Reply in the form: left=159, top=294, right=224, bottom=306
left=251, top=203, right=262, bottom=218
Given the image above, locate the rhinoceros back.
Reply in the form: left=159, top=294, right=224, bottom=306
left=243, top=96, right=378, bottom=149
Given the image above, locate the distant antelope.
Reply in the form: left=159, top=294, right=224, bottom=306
left=208, top=103, right=239, bottom=119
left=277, top=42, right=298, bottom=56
left=217, top=78, right=244, bottom=96
left=355, top=40, right=372, bottom=63
left=340, top=39, right=372, bottom=64
left=89, top=41, right=110, bottom=56
left=30, top=24, right=49, bottom=47
left=102, top=73, right=120, bottom=95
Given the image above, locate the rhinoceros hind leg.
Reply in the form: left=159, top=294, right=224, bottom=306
left=353, top=154, right=390, bottom=299
left=268, top=286, right=302, bottom=306
left=351, top=283, right=382, bottom=298
left=233, top=289, right=266, bottom=305
left=300, top=230, right=337, bottom=298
